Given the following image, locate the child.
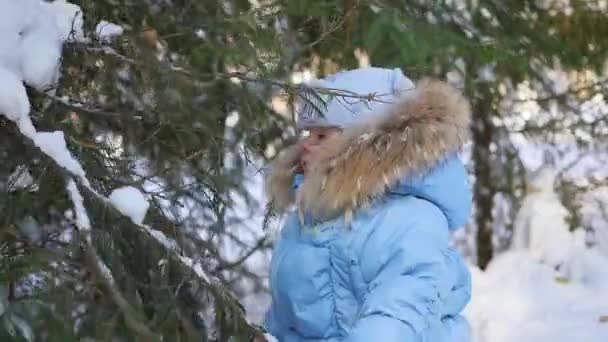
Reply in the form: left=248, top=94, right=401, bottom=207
left=264, top=67, right=473, bottom=341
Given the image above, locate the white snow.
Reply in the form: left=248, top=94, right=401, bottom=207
left=66, top=179, right=92, bottom=233
left=19, top=28, right=63, bottom=90
left=0, top=0, right=39, bottom=71
left=478, top=64, right=496, bottom=82
left=563, top=229, right=608, bottom=286
left=468, top=166, right=608, bottom=342
left=40, top=0, right=85, bottom=42
left=195, top=29, right=207, bottom=39
left=580, top=186, right=608, bottom=258
left=0, top=67, right=30, bottom=121
left=95, top=20, right=124, bottom=42
left=109, top=186, right=150, bottom=225
left=466, top=248, right=608, bottom=342
left=511, top=167, right=573, bottom=268
left=141, top=224, right=176, bottom=249
left=0, top=0, right=91, bottom=187
left=545, top=68, right=570, bottom=94
left=2, top=0, right=260, bottom=294
left=177, top=255, right=211, bottom=283
left=0, top=0, right=85, bottom=91
left=225, top=110, right=240, bottom=127
left=136, top=223, right=213, bottom=283
left=34, top=131, right=88, bottom=182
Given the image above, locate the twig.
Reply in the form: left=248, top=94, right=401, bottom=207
left=214, top=237, right=268, bottom=272
left=82, top=44, right=402, bottom=104
left=177, top=68, right=401, bottom=104
left=306, top=5, right=358, bottom=49
left=35, top=89, right=145, bottom=122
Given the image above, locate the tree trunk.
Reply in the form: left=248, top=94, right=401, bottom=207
left=470, top=85, right=496, bottom=270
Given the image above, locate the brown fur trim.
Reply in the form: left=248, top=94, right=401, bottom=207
left=265, top=144, right=302, bottom=212
left=266, top=78, right=471, bottom=219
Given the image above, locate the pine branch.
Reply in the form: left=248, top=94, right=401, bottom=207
left=4, top=117, right=255, bottom=336
left=214, top=237, right=268, bottom=272
left=79, top=43, right=399, bottom=104
left=82, top=244, right=159, bottom=341
left=285, top=2, right=361, bottom=52
left=64, top=176, right=158, bottom=340
left=33, top=88, right=148, bottom=122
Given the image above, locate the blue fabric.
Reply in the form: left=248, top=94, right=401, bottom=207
left=391, top=154, right=472, bottom=230
left=265, top=155, right=473, bottom=341
left=292, top=173, right=305, bottom=190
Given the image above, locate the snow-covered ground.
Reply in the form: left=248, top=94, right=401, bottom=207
left=464, top=166, right=608, bottom=342
left=466, top=165, right=608, bottom=342
left=466, top=248, right=608, bottom=342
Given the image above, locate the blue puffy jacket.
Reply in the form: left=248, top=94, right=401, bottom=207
left=264, top=77, right=472, bottom=341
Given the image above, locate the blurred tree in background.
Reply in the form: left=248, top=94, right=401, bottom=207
left=1, top=0, right=608, bottom=341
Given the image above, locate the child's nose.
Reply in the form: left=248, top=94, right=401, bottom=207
left=301, top=142, right=312, bottom=154
left=301, top=137, right=315, bottom=153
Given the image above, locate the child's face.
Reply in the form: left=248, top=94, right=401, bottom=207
left=299, top=127, right=342, bottom=173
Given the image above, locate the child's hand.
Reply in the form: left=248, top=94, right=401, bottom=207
left=252, top=335, right=267, bottom=342
left=251, top=330, right=268, bottom=342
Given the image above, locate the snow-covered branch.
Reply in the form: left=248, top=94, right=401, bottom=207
left=0, top=0, right=226, bottom=308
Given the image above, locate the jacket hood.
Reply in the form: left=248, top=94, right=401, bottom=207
left=266, top=78, right=471, bottom=222
left=392, top=154, right=472, bottom=230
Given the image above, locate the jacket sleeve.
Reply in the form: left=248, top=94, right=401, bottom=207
left=344, top=203, right=449, bottom=342
left=264, top=302, right=283, bottom=341
left=263, top=214, right=300, bottom=340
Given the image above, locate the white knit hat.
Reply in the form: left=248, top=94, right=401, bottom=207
left=296, top=67, right=415, bottom=130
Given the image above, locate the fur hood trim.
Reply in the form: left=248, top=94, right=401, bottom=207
left=266, top=78, right=471, bottom=220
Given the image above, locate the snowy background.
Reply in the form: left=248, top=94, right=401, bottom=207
left=1, top=1, right=608, bottom=341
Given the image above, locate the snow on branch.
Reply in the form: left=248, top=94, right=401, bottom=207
left=0, top=7, right=262, bottom=336
left=0, top=0, right=377, bottom=296
left=0, top=0, right=216, bottom=293
left=66, top=178, right=155, bottom=338
left=66, top=178, right=92, bottom=242
left=95, top=20, right=124, bottom=43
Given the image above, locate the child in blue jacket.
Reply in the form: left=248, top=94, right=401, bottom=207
left=264, top=67, right=473, bottom=342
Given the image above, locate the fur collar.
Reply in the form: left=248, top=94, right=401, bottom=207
left=266, top=79, right=471, bottom=220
